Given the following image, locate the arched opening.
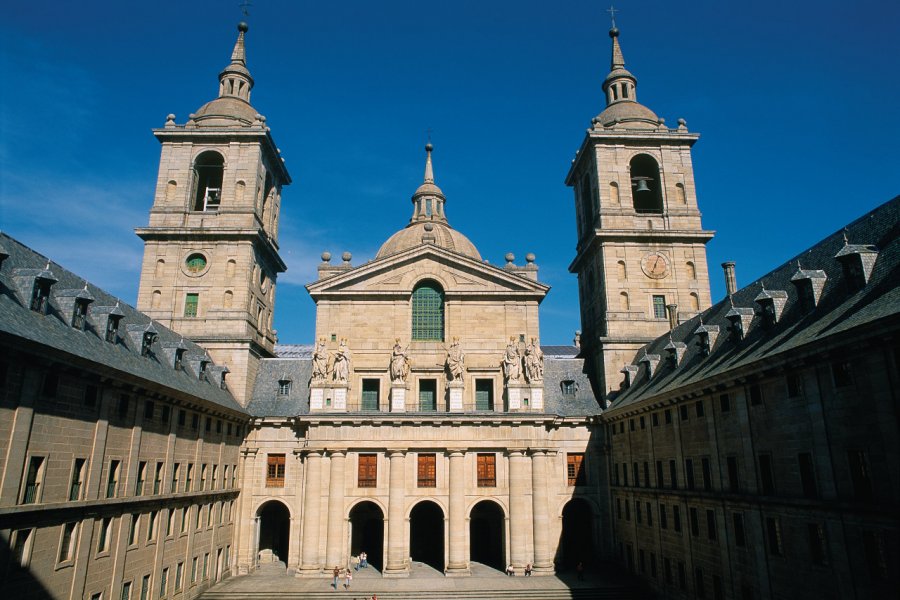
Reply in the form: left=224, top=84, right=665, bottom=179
left=686, top=261, right=697, bottom=279
left=629, top=154, right=663, bottom=214
left=256, top=500, right=290, bottom=565
left=559, top=498, right=594, bottom=571
left=609, top=181, right=620, bottom=205
left=616, top=260, right=627, bottom=280
left=192, top=151, right=224, bottom=212
left=411, top=280, right=444, bottom=341
left=619, top=292, right=630, bottom=310
left=676, top=182, right=687, bottom=204
left=469, top=500, right=504, bottom=571
left=579, top=173, right=594, bottom=234
left=690, top=292, right=700, bottom=311
left=349, top=501, right=384, bottom=571
left=409, top=501, right=444, bottom=572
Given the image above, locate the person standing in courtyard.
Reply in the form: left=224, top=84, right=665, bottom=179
left=332, top=566, right=340, bottom=589
left=344, top=568, right=353, bottom=590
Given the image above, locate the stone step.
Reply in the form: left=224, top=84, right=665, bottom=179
left=201, top=588, right=646, bottom=600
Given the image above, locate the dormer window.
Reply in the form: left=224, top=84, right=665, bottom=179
left=561, top=380, right=576, bottom=395
left=71, top=297, right=92, bottom=331
left=199, top=360, right=210, bottom=382
left=174, top=348, right=186, bottom=371
left=105, top=313, right=123, bottom=343
left=278, top=379, right=292, bottom=395
left=725, top=308, right=754, bottom=342
left=141, top=330, right=158, bottom=357
left=219, top=368, right=229, bottom=390
left=835, top=240, right=878, bottom=291
left=30, top=276, right=55, bottom=314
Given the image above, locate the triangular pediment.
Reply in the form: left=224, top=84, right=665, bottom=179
left=307, top=244, right=549, bottom=298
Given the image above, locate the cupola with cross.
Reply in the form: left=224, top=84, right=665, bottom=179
left=566, top=14, right=714, bottom=401
left=135, top=22, right=291, bottom=406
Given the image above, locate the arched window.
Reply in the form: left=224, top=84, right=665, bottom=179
left=192, top=151, right=224, bottom=212
left=690, top=292, right=700, bottom=311
left=609, top=182, right=620, bottom=205
left=629, top=154, right=663, bottom=214
left=412, top=281, right=445, bottom=341
left=686, top=261, right=697, bottom=280
left=620, top=292, right=630, bottom=310
left=676, top=183, right=686, bottom=204
left=617, top=260, right=627, bottom=280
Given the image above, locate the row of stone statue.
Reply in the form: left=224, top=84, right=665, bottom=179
left=310, top=336, right=543, bottom=384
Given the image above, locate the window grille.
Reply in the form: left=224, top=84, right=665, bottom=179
left=184, top=293, right=199, bottom=317
left=266, top=455, right=285, bottom=488
left=361, top=379, right=379, bottom=411
left=411, top=282, right=444, bottom=340
left=652, top=295, right=666, bottom=319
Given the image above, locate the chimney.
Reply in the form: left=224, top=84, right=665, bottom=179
left=722, top=261, right=737, bottom=296
left=666, top=304, right=678, bottom=331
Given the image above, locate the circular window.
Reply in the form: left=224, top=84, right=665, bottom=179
left=185, top=253, right=207, bottom=273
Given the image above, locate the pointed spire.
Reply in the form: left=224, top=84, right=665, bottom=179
left=410, top=142, right=447, bottom=224
left=218, top=22, right=254, bottom=102
left=602, top=25, right=637, bottom=107
left=610, top=28, right=626, bottom=71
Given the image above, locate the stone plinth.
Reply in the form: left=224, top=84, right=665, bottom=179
left=309, top=383, right=326, bottom=411
left=506, top=382, right=528, bottom=411
left=446, top=380, right=464, bottom=412
left=390, top=384, right=407, bottom=412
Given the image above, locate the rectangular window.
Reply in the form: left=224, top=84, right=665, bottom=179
left=646, top=502, right=653, bottom=527
left=171, top=463, right=180, bottom=493
left=144, top=400, right=154, bottom=420
left=475, top=379, right=494, bottom=410
left=140, top=575, right=150, bottom=600
left=418, top=379, right=437, bottom=411
left=678, top=561, right=687, bottom=590
left=847, top=450, right=873, bottom=500
left=278, top=379, right=292, bottom=395
left=616, top=497, right=621, bottom=519
left=166, top=508, right=175, bottom=537
left=22, top=456, right=44, bottom=504
left=98, top=517, right=112, bottom=553
left=417, top=453, right=436, bottom=488
left=759, top=454, right=775, bottom=495
left=695, top=400, right=704, bottom=417
left=719, top=393, right=730, bottom=412
left=128, top=513, right=139, bottom=546
left=622, top=463, right=628, bottom=486
left=84, top=384, right=98, bottom=407
left=147, top=511, right=158, bottom=541
left=733, top=512, right=746, bottom=547
left=798, top=453, right=818, bottom=498
left=477, top=453, right=496, bottom=487
left=635, top=500, right=642, bottom=524
left=358, top=454, right=377, bottom=487
left=107, top=460, right=120, bottom=498
left=679, top=404, right=689, bottom=421
left=656, top=460, right=664, bottom=488
left=191, top=413, right=199, bottom=430
left=706, top=509, right=717, bottom=541
left=12, top=528, right=33, bottom=567
left=191, top=557, right=198, bottom=583
left=160, top=568, right=168, bottom=599
left=669, top=459, right=678, bottom=489
left=664, top=557, right=673, bottom=585
left=673, top=505, right=682, bottom=533
left=203, top=553, right=209, bottom=579
left=175, top=562, right=184, bottom=590
left=201, top=464, right=208, bottom=490
left=643, top=462, right=650, bottom=487
left=121, top=581, right=132, bottom=600
left=361, top=379, right=380, bottom=411
left=567, top=453, right=585, bottom=486
left=807, top=523, right=828, bottom=565
left=685, top=459, right=695, bottom=490
left=689, top=507, right=700, bottom=537
left=640, top=416, right=645, bottom=429
left=154, top=462, right=163, bottom=494
left=178, top=410, right=186, bottom=427
left=695, top=567, right=706, bottom=598
left=766, top=516, right=783, bottom=556
left=625, top=500, right=630, bottom=521
left=749, top=384, right=763, bottom=406
left=70, top=458, right=87, bottom=501
left=702, top=457, right=712, bottom=491
left=185, top=463, right=193, bottom=491
left=136, top=461, right=147, bottom=496
left=184, top=293, right=199, bottom=317
left=831, top=360, right=852, bottom=387
left=727, top=456, right=739, bottom=492
left=59, top=522, right=77, bottom=562
left=650, top=552, right=657, bottom=578
left=652, top=295, right=666, bottom=319
left=659, top=504, right=667, bottom=529
left=266, top=454, right=285, bottom=488
left=180, top=508, right=188, bottom=534
left=632, top=462, right=639, bottom=487
left=664, top=408, right=672, bottom=424
left=787, top=372, right=802, bottom=397
left=863, top=530, right=887, bottom=579
left=652, top=412, right=659, bottom=426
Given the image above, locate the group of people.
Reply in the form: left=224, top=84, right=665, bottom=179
left=330, top=551, right=369, bottom=591
left=505, top=563, right=534, bottom=576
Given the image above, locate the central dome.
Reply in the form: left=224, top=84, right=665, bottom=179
left=376, top=221, right=481, bottom=260
left=375, top=144, right=482, bottom=261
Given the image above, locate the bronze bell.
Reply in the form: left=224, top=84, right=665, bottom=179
left=632, top=177, right=651, bottom=193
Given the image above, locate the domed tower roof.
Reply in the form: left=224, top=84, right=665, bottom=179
left=593, top=26, right=660, bottom=130
left=375, top=144, right=482, bottom=261
left=191, top=22, right=260, bottom=127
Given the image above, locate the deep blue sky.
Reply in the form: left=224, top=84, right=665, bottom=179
left=2, top=1, right=898, bottom=345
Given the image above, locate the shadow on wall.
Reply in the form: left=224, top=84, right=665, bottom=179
left=0, top=533, right=55, bottom=599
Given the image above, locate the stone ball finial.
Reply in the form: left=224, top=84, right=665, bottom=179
left=677, top=118, right=687, bottom=126
left=658, top=117, right=666, bottom=124
left=238, top=22, right=249, bottom=33
left=525, top=252, right=536, bottom=264
left=425, top=142, right=433, bottom=152
left=609, top=26, right=619, bottom=38
left=166, top=113, right=176, bottom=122
left=188, top=113, right=196, bottom=120
left=505, top=252, right=515, bottom=264
left=424, top=223, right=434, bottom=232
left=342, top=251, right=352, bottom=263
left=321, top=251, right=331, bottom=263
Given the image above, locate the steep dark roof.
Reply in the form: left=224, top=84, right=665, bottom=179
left=247, top=349, right=601, bottom=418
left=0, top=233, right=246, bottom=415
left=607, top=196, right=900, bottom=413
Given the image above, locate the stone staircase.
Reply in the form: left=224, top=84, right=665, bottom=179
left=201, top=589, right=647, bottom=600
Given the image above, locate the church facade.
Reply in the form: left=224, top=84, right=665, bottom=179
left=1, top=18, right=898, bottom=600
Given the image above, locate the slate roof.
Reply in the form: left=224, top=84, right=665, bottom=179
left=247, top=347, right=601, bottom=418
left=606, top=195, right=900, bottom=413
left=0, top=233, right=246, bottom=415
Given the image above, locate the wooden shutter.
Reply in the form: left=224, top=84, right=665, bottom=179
left=358, top=454, right=377, bottom=487
left=417, top=454, right=436, bottom=487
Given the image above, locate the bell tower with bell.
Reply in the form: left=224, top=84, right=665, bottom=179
left=135, top=22, right=291, bottom=406
left=566, top=16, right=714, bottom=401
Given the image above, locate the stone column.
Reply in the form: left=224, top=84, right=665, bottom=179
left=530, top=449, right=554, bottom=574
left=508, top=449, right=530, bottom=569
left=383, top=450, right=408, bottom=577
left=324, top=450, right=346, bottom=568
left=297, top=450, right=324, bottom=575
left=445, top=450, right=469, bottom=575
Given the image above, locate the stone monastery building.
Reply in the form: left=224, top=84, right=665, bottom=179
left=1, top=20, right=897, bottom=600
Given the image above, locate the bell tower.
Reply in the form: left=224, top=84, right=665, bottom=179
left=135, top=22, right=291, bottom=405
left=566, top=23, right=713, bottom=401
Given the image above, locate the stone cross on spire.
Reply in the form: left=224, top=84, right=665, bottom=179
left=607, top=5, right=619, bottom=28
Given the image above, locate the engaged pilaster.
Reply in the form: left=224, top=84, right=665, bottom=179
left=445, top=450, right=470, bottom=575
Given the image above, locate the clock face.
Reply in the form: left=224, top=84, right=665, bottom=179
left=641, top=252, right=670, bottom=279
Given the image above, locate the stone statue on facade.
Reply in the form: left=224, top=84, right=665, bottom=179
left=524, top=337, right=544, bottom=383
left=446, top=337, right=465, bottom=381
left=390, top=338, right=410, bottom=383
left=502, top=336, right=522, bottom=383
left=332, top=338, right=351, bottom=383
left=311, top=338, right=328, bottom=383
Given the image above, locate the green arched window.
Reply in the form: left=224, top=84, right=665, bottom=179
left=411, top=281, right=444, bottom=341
